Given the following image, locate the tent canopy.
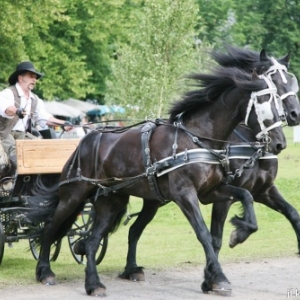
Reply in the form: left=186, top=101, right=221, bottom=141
left=86, top=105, right=125, bottom=116
left=62, top=98, right=99, bottom=113
left=44, top=101, right=84, bottom=118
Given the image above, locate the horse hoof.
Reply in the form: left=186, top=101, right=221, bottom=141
left=129, top=272, right=145, bottom=282
left=212, top=281, right=232, bottom=296
left=41, top=276, right=57, bottom=285
left=229, top=230, right=238, bottom=248
left=90, top=287, right=106, bottom=297
left=118, top=267, right=145, bottom=281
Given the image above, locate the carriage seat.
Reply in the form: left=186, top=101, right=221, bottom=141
left=38, top=128, right=57, bottom=139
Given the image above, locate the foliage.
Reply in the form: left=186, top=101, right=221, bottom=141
left=0, top=0, right=300, bottom=112
left=0, top=0, right=133, bottom=101
left=229, top=0, right=300, bottom=77
left=195, top=0, right=236, bottom=47
left=194, top=0, right=300, bottom=79
left=105, top=0, right=210, bottom=119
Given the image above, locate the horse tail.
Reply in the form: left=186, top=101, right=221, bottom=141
left=25, top=175, right=60, bottom=224
left=26, top=175, right=86, bottom=243
left=108, top=206, right=128, bottom=235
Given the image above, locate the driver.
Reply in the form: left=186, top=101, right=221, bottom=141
left=0, top=61, right=72, bottom=167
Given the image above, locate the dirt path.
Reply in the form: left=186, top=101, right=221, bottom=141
left=1, top=257, right=299, bottom=300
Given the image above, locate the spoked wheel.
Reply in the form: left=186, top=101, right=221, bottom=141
left=29, top=224, right=62, bottom=261
left=0, top=222, right=4, bottom=265
left=68, top=203, right=108, bottom=265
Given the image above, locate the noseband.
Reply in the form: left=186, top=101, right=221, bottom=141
left=245, top=74, right=282, bottom=140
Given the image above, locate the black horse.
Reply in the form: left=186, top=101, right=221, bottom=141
left=31, top=65, right=286, bottom=296
left=114, top=48, right=300, bottom=282
left=207, top=46, right=300, bottom=256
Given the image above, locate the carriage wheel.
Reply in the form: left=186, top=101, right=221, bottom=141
left=68, top=204, right=108, bottom=265
left=0, top=222, right=4, bottom=265
left=29, top=238, right=62, bottom=261
left=29, top=224, right=62, bottom=261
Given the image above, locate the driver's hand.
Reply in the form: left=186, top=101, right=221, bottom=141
left=61, top=121, right=73, bottom=131
left=16, top=107, right=27, bottom=119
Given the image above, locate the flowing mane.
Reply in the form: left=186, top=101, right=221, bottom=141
left=169, top=66, right=267, bottom=122
left=211, top=45, right=275, bottom=73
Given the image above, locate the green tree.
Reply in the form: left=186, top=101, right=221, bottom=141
left=194, top=0, right=300, bottom=79
left=196, top=0, right=236, bottom=47
left=0, top=0, right=135, bottom=101
left=105, top=0, right=210, bottom=119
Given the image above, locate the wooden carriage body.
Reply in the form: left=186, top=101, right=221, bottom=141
left=16, top=139, right=81, bottom=174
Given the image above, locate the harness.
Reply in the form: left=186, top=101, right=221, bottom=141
left=59, top=119, right=276, bottom=202
left=141, top=122, right=165, bottom=202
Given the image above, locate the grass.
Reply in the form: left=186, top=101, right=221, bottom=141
left=0, top=126, right=300, bottom=288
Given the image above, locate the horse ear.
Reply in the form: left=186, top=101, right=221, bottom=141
left=278, top=52, right=291, bottom=68
left=260, top=49, right=268, bottom=61
left=252, top=68, right=260, bottom=80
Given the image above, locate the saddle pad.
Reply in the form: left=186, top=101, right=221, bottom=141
left=16, top=139, right=80, bottom=174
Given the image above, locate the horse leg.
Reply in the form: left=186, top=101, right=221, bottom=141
left=172, top=190, right=231, bottom=295
left=84, top=194, right=129, bottom=296
left=36, top=220, right=59, bottom=285
left=36, top=185, right=89, bottom=285
left=210, top=201, right=232, bottom=257
left=255, top=185, right=300, bottom=254
left=119, top=199, right=161, bottom=281
left=205, top=184, right=258, bottom=248
left=36, top=201, right=79, bottom=284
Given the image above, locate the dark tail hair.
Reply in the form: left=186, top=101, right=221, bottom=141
left=26, top=175, right=85, bottom=243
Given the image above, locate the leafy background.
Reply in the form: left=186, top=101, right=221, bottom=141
left=0, top=0, right=299, bottom=118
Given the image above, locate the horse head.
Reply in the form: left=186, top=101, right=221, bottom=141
left=211, top=46, right=300, bottom=126
left=170, top=67, right=286, bottom=154
left=242, top=70, right=286, bottom=154
left=264, top=52, right=300, bottom=126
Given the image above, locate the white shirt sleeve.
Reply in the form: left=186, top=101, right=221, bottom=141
left=0, top=88, right=15, bottom=119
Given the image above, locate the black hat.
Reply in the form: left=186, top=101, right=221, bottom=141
left=8, top=61, right=44, bottom=85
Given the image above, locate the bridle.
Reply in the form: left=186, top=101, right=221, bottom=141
left=244, top=57, right=299, bottom=142
left=245, top=74, right=283, bottom=140
left=267, top=57, right=299, bottom=101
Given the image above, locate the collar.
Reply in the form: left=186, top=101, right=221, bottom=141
left=15, top=83, right=34, bottom=100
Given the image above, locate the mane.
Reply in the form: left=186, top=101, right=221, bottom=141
left=169, top=66, right=267, bottom=122
left=211, top=45, right=273, bottom=74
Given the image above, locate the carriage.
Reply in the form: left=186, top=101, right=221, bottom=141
left=0, top=135, right=108, bottom=265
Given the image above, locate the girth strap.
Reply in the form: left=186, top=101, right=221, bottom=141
left=141, top=122, right=165, bottom=202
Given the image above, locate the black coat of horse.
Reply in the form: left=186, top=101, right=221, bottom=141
left=112, top=48, right=300, bottom=283
left=31, top=66, right=286, bottom=297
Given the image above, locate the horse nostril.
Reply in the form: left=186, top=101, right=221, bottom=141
left=277, top=143, right=286, bottom=153
left=291, top=111, right=298, bottom=120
